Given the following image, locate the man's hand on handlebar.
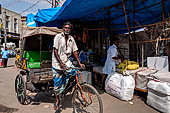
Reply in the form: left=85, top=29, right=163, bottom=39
left=79, top=63, right=85, bottom=69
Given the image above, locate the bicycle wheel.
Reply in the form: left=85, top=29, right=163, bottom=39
left=15, top=74, right=26, bottom=104
left=72, top=84, right=103, bottom=113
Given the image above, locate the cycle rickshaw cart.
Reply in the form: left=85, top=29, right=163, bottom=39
left=15, top=27, right=103, bottom=113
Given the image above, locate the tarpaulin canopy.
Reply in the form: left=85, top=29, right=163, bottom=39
left=21, top=27, right=62, bottom=39
left=34, top=0, right=170, bottom=33
left=27, top=13, right=36, bottom=27
left=34, top=7, right=61, bottom=23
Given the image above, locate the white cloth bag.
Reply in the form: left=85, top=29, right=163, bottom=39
left=105, top=72, right=135, bottom=101
left=147, top=80, right=170, bottom=113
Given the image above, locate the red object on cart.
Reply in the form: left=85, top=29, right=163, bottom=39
left=0, top=59, right=3, bottom=66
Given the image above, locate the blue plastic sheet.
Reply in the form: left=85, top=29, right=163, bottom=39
left=34, top=0, right=170, bottom=33
left=34, top=7, right=61, bottom=23
left=27, top=13, right=36, bottom=27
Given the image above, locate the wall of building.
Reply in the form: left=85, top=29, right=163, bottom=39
left=0, top=7, right=21, bottom=33
left=21, top=16, right=27, bottom=29
left=0, top=7, right=21, bottom=47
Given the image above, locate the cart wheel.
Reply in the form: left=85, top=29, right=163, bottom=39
left=15, top=74, right=26, bottom=104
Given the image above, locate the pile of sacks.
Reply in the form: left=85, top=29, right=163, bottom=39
left=147, top=72, right=170, bottom=113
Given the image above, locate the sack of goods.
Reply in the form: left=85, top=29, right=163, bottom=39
left=147, top=73, right=170, bottom=113
left=105, top=72, right=135, bottom=101
left=117, top=60, right=139, bottom=74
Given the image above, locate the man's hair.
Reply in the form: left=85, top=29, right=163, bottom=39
left=111, top=37, right=119, bottom=41
left=62, top=22, right=72, bottom=28
left=110, top=37, right=119, bottom=44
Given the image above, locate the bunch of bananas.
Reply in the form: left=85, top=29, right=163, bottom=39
left=117, top=60, right=139, bottom=73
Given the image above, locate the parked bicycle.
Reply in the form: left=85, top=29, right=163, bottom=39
left=56, top=67, right=103, bottom=113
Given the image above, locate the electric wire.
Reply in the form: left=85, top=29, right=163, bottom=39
left=20, top=0, right=43, bottom=14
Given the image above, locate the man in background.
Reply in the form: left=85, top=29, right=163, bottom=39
left=1, top=47, right=9, bottom=68
left=102, top=37, right=121, bottom=75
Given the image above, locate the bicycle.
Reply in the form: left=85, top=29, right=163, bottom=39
left=56, top=67, right=103, bottom=113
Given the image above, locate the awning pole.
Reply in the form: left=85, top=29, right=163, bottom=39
left=121, top=0, right=132, bottom=40
left=162, top=0, right=165, bottom=21
left=142, top=44, right=144, bottom=68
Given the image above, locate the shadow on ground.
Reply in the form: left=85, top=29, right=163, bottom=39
left=0, top=104, right=18, bottom=113
left=24, top=91, right=74, bottom=113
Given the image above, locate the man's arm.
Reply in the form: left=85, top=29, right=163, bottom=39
left=53, top=47, right=66, bottom=69
left=112, top=56, right=119, bottom=60
left=1, top=50, right=3, bottom=55
left=73, top=51, right=85, bottom=68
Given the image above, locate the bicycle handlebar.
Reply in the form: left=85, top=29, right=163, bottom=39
left=67, top=67, right=86, bottom=70
left=61, top=67, right=86, bottom=75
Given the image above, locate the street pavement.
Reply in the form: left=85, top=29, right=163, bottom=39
left=0, top=58, right=160, bottom=113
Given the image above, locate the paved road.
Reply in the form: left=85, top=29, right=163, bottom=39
left=0, top=58, right=160, bottom=113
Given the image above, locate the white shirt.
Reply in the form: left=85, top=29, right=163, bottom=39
left=102, top=44, right=118, bottom=75
left=52, top=32, right=78, bottom=70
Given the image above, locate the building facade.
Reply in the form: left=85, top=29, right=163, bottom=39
left=0, top=7, right=21, bottom=48
left=21, top=16, right=27, bottom=29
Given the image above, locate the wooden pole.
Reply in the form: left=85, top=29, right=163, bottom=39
left=52, top=0, right=54, bottom=8
left=162, top=0, right=165, bottom=21
left=122, top=0, right=136, bottom=61
left=107, top=8, right=111, bottom=37
left=142, top=44, right=144, bottom=68
left=131, top=37, right=170, bottom=43
left=133, top=0, right=136, bottom=35
left=121, top=0, right=132, bottom=40
left=98, top=31, right=100, bottom=52
left=132, top=0, right=137, bottom=61
left=55, top=0, right=57, bottom=7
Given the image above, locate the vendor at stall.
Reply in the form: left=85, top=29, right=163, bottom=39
left=102, top=37, right=121, bottom=75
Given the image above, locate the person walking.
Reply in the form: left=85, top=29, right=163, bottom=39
left=1, top=47, right=9, bottom=68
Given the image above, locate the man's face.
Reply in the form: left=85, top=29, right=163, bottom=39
left=63, top=25, right=71, bottom=35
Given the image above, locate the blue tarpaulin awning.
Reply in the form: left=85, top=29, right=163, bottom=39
left=34, top=7, right=61, bottom=23
left=27, top=13, right=36, bottom=27
left=34, top=0, right=170, bottom=33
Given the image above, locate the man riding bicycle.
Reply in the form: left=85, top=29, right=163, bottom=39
left=52, top=22, right=85, bottom=110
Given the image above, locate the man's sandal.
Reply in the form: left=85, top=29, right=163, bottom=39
left=53, top=103, right=59, bottom=110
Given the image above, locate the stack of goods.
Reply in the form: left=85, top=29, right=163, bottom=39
left=127, top=68, right=158, bottom=91
left=147, top=72, right=170, bottom=113
left=105, top=72, right=135, bottom=101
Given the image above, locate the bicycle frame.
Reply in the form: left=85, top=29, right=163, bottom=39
left=59, top=68, right=92, bottom=106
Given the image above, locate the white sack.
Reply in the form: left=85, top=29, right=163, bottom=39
left=151, top=72, right=170, bottom=83
left=105, top=72, right=135, bottom=101
left=126, top=68, right=157, bottom=90
left=147, top=80, right=170, bottom=113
